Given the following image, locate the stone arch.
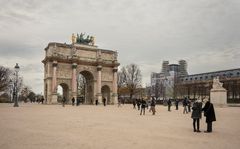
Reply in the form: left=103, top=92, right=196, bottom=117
left=77, top=70, right=95, bottom=104
left=42, top=42, right=119, bottom=104
left=101, top=85, right=111, bottom=104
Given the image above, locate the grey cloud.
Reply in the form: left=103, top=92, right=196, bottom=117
left=0, top=0, right=240, bottom=92
left=0, top=40, right=40, bottom=58
left=21, top=64, right=43, bottom=73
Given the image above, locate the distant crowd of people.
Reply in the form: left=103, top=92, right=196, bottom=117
left=60, top=95, right=216, bottom=133
left=29, top=96, right=45, bottom=104
left=129, top=96, right=216, bottom=133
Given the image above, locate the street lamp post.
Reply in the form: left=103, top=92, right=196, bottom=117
left=9, top=79, right=13, bottom=102
left=13, top=63, right=20, bottom=107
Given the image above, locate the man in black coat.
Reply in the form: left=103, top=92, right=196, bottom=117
left=202, top=99, right=216, bottom=133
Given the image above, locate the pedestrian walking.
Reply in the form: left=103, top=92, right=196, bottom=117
left=71, top=97, right=75, bottom=106
left=137, top=99, right=141, bottom=110
left=188, top=99, right=192, bottom=112
left=140, top=98, right=147, bottom=115
left=183, top=97, right=188, bottom=114
left=149, top=97, right=156, bottom=115
left=95, top=99, right=98, bottom=106
left=202, top=98, right=216, bottom=133
left=76, top=98, right=80, bottom=106
left=133, top=99, right=136, bottom=109
left=118, top=98, right=121, bottom=107
left=175, top=99, right=179, bottom=110
left=167, top=99, right=172, bottom=111
left=191, top=99, right=202, bottom=132
left=62, top=97, right=66, bottom=107
left=103, top=97, right=106, bottom=106
left=41, top=97, right=44, bottom=104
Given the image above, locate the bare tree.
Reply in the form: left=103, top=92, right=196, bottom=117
left=19, top=85, right=32, bottom=102
left=117, top=69, right=126, bottom=98
left=122, top=64, right=142, bottom=101
left=77, top=74, right=87, bottom=102
left=0, top=66, right=11, bottom=92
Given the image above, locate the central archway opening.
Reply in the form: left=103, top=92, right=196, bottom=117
left=77, top=71, right=94, bottom=104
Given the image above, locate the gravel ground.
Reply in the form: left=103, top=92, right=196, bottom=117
left=0, top=103, right=239, bottom=149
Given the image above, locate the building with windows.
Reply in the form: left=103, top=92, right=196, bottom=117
left=176, top=68, right=240, bottom=103
left=150, top=60, right=188, bottom=99
left=151, top=60, right=240, bottom=103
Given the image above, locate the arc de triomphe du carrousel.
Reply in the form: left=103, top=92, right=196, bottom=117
left=42, top=33, right=120, bottom=104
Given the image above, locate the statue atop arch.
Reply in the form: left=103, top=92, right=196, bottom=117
left=72, top=33, right=95, bottom=46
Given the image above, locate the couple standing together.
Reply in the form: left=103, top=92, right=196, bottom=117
left=191, top=98, right=216, bottom=133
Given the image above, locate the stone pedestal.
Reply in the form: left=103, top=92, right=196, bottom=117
left=96, top=93, right=102, bottom=104
left=51, top=94, right=58, bottom=104
left=210, top=88, right=227, bottom=107
left=112, top=93, right=118, bottom=105
left=210, top=76, right=227, bottom=107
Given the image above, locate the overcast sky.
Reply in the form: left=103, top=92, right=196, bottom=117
left=0, top=0, right=240, bottom=94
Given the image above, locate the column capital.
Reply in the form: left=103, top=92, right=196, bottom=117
left=72, top=63, right=77, bottom=69
left=52, top=61, right=58, bottom=67
left=97, top=65, right=102, bottom=71
left=113, top=67, right=118, bottom=72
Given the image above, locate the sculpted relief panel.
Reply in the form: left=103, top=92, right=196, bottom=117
left=101, top=52, right=113, bottom=61
left=76, top=49, right=96, bottom=59
left=102, top=68, right=113, bottom=82
left=57, top=63, right=72, bottom=78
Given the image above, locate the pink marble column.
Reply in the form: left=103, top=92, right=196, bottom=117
left=52, top=61, right=58, bottom=93
left=72, top=63, right=77, bottom=98
left=112, top=67, right=118, bottom=104
left=97, top=65, right=102, bottom=103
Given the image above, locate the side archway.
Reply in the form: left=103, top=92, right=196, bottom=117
left=57, top=83, right=69, bottom=103
left=101, top=85, right=111, bottom=104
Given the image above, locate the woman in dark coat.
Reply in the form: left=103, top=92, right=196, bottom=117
left=191, top=99, right=202, bottom=132
left=202, top=99, right=216, bottom=133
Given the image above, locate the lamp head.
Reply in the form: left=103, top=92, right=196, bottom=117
left=14, top=63, right=20, bottom=73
